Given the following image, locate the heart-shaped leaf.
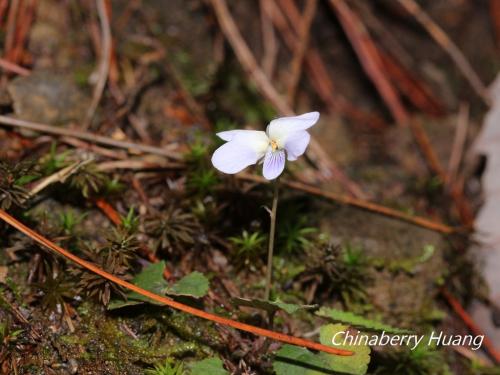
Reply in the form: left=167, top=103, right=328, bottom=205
left=166, top=271, right=209, bottom=298
left=316, top=307, right=409, bottom=334
left=232, top=296, right=317, bottom=315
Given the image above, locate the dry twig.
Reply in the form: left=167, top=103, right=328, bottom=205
left=328, top=0, right=408, bottom=125
left=238, top=173, right=457, bottom=235
left=378, top=50, right=445, bottom=117
left=397, top=0, right=490, bottom=105
left=0, top=209, right=353, bottom=357
left=441, top=287, right=500, bottom=364
left=0, top=115, right=183, bottom=160
left=83, top=0, right=112, bottom=129
left=447, top=103, right=469, bottom=187
left=9, top=0, right=36, bottom=64
left=0, top=57, right=30, bottom=76
left=26, top=160, right=91, bottom=200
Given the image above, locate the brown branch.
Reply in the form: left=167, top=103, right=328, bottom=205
left=94, top=198, right=122, bottom=226
left=0, top=209, right=353, bottom=357
left=273, top=0, right=387, bottom=131
left=353, top=2, right=446, bottom=118
left=237, top=173, right=458, bottom=235
left=328, top=0, right=408, bottom=125
left=9, top=0, right=36, bottom=65
left=441, top=288, right=500, bottom=364
left=0, top=115, right=183, bottom=161
left=0, top=57, right=30, bottom=76
left=409, top=117, right=474, bottom=226
left=83, top=0, right=112, bottom=129
left=378, top=50, right=445, bottom=117
left=397, top=0, right=490, bottom=105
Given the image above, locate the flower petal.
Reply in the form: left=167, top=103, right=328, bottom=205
left=216, top=129, right=267, bottom=144
left=262, top=149, right=286, bottom=180
left=212, top=141, right=261, bottom=174
left=284, top=130, right=311, bottom=161
left=266, top=112, right=319, bottom=147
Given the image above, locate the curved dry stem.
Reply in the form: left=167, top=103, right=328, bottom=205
left=0, top=209, right=352, bottom=357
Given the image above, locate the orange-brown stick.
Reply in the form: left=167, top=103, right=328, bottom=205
left=0, top=209, right=352, bottom=357
left=94, top=198, right=122, bottom=226
left=441, top=288, right=500, bottom=364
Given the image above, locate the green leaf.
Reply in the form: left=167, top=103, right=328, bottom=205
left=15, top=174, right=38, bottom=186
left=190, top=357, right=228, bottom=375
left=318, top=324, right=371, bottom=375
left=167, top=271, right=209, bottom=298
left=316, top=307, right=409, bottom=334
left=273, top=325, right=371, bottom=375
left=273, top=345, right=332, bottom=375
left=232, top=296, right=317, bottom=315
left=109, top=266, right=209, bottom=309
left=108, top=262, right=168, bottom=309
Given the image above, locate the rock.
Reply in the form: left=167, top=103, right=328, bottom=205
left=7, top=71, right=89, bottom=125
left=318, top=202, right=447, bottom=326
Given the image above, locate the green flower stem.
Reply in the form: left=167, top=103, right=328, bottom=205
left=264, top=178, right=279, bottom=301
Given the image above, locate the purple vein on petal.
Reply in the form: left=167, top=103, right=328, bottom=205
left=263, top=149, right=286, bottom=180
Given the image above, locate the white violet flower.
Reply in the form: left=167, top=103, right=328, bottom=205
left=211, top=112, right=319, bottom=180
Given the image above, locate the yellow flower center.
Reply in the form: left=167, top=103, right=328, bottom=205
left=270, top=139, right=278, bottom=151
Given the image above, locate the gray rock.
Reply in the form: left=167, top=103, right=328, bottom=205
left=7, top=71, right=89, bottom=125
left=319, top=203, right=447, bottom=326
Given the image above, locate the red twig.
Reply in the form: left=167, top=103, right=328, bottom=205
left=273, top=0, right=387, bottom=131
left=409, top=118, right=474, bottom=226
left=378, top=50, right=445, bottom=117
left=0, top=57, right=30, bottom=76
left=238, top=173, right=458, bottom=235
left=328, top=0, right=408, bottom=125
left=447, top=103, right=469, bottom=187
left=0, top=209, right=353, bottom=357
left=441, top=288, right=500, bottom=364
left=0, top=115, right=183, bottom=161
left=9, top=0, right=36, bottom=65
left=94, top=198, right=122, bottom=226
